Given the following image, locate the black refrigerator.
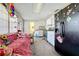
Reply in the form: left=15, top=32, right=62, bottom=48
left=55, top=4, right=79, bottom=56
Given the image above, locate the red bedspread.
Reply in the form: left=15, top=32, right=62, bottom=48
left=7, top=33, right=17, bottom=42
left=8, top=37, right=32, bottom=56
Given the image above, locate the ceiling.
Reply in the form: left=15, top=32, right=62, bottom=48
left=14, top=3, right=70, bottom=20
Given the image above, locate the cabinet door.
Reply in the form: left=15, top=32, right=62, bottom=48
left=47, top=31, right=55, bottom=46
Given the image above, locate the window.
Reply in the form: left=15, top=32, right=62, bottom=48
left=10, top=16, right=18, bottom=33
left=0, top=4, right=8, bottom=34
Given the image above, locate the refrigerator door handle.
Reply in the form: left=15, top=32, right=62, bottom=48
left=61, top=21, right=65, bottom=37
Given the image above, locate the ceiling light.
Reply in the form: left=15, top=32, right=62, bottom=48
left=67, top=6, right=69, bottom=9
left=34, top=3, right=43, bottom=13
left=57, top=14, right=59, bottom=16
left=72, top=11, right=75, bottom=14
left=74, top=4, right=77, bottom=7
left=67, top=8, right=72, bottom=15
left=63, top=13, right=65, bottom=14
left=67, top=16, right=71, bottom=22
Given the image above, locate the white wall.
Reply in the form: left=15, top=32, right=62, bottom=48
left=24, top=20, right=45, bottom=33
left=34, top=20, right=45, bottom=30
left=24, top=21, right=30, bottom=33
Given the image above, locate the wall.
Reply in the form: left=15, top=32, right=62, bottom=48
left=24, top=21, right=30, bottom=33
left=34, top=20, right=46, bottom=30
left=24, top=20, right=45, bottom=33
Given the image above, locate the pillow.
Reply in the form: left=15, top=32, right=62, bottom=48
left=1, top=34, right=8, bottom=40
